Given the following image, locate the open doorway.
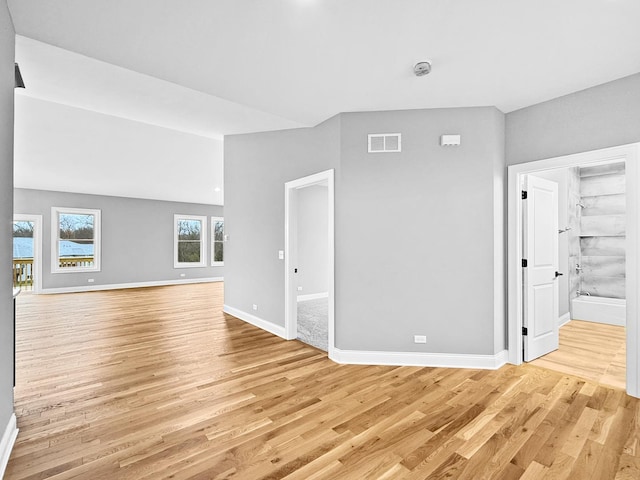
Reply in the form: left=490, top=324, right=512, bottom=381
left=12, top=214, right=42, bottom=293
left=284, top=170, right=335, bottom=354
left=522, top=161, right=626, bottom=389
left=508, top=143, right=640, bottom=398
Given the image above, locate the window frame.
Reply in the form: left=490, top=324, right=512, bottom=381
left=211, top=216, right=224, bottom=266
left=174, top=214, right=207, bottom=268
left=51, top=207, right=101, bottom=274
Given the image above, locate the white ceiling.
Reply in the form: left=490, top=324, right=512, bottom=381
left=8, top=0, right=640, bottom=203
left=14, top=36, right=304, bottom=139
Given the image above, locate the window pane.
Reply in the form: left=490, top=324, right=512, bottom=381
left=214, top=221, right=224, bottom=241
left=178, top=241, right=201, bottom=263
left=178, top=220, right=201, bottom=241
left=59, top=214, right=94, bottom=240
left=13, top=221, right=34, bottom=238
left=214, top=242, right=224, bottom=262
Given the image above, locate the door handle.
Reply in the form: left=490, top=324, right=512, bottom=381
left=555, top=271, right=563, bottom=278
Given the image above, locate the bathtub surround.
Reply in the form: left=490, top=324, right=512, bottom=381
left=572, top=296, right=626, bottom=327
left=567, top=168, right=581, bottom=309
left=578, top=162, right=626, bottom=299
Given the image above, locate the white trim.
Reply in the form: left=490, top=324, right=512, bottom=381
left=297, top=292, right=329, bottom=302
left=0, top=414, right=18, bottom=479
left=39, top=277, right=223, bottom=294
left=559, top=312, right=571, bottom=327
left=507, top=142, right=640, bottom=398
left=174, top=214, right=207, bottom=268
left=211, top=216, right=224, bottom=266
left=331, top=348, right=509, bottom=370
left=13, top=214, right=42, bottom=293
left=51, top=207, right=101, bottom=274
left=285, top=169, right=335, bottom=352
left=223, top=305, right=287, bottom=339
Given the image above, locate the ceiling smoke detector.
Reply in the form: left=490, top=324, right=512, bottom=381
left=413, top=61, right=432, bottom=77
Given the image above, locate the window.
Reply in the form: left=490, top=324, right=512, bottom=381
left=211, top=217, right=224, bottom=266
left=51, top=207, right=101, bottom=273
left=174, top=215, right=207, bottom=268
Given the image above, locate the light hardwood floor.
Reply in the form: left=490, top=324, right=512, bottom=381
left=5, top=283, right=640, bottom=479
left=530, top=320, right=626, bottom=390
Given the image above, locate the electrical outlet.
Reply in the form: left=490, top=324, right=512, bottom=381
left=87, top=278, right=95, bottom=283
left=252, top=304, right=258, bottom=311
left=414, top=335, right=427, bottom=344
left=297, top=286, right=303, bottom=291
left=180, top=273, right=186, bottom=278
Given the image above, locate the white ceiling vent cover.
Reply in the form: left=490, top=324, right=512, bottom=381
left=368, top=133, right=401, bottom=153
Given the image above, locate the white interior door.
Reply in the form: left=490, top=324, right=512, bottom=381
left=523, top=175, right=560, bottom=361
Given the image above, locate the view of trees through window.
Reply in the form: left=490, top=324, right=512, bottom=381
left=53, top=208, right=100, bottom=271
left=177, top=219, right=202, bottom=263
left=212, top=218, right=224, bottom=264
left=58, top=213, right=95, bottom=267
left=13, top=221, right=34, bottom=239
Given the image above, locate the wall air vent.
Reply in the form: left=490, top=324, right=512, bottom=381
left=368, top=133, right=402, bottom=153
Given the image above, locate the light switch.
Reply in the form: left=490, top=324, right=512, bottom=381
left=278, top=250, right=284, bottom=260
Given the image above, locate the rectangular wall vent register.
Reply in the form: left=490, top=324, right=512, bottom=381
left=368, top=133, right=401, bottom=153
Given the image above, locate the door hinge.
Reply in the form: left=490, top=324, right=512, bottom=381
left=522, top=259, right=528, bottom=268
left=522, top=327, right=528, bottom=336
left=521, top=190, right=528, bottom=200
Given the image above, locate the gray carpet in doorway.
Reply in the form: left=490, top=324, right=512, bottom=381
left=297, top=298, right=328, bottom=352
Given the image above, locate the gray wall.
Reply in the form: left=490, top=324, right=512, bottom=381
left=297, top=184, right=328, bottom=297
left=337, top=108, right=504, bottom=354
left=0, top=0, right=15, bottom=441
left=224, top=117, right=340, bottom=324
left=506, top=73, right=640, bottom=166
left=225, top=107, right=505, bottom=356
left=14, top=189, right=223, bottom=290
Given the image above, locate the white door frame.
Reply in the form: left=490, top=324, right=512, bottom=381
left=284, top=169, right=335, bottom=355
left=13, top=214, right=43, bottom=293
left=507, top=143, right=640, bottom=398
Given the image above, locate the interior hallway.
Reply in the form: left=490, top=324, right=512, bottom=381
left=6, top=283, right=640, bottom=479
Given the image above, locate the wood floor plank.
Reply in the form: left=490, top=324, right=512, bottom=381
left=530, top=320, right=626, bottom=389
left=4, top=283, right=640, bottom=479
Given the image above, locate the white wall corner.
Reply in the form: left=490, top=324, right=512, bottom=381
left=222, top=305, right=288, bottom=340
left=559, top=312, right=571, bottom=327
left=0, top=414, right=18, bottom=478
left=330, top=348, right=509, bottom=370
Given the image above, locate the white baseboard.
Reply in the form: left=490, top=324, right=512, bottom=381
left=222, top=305, right=287, bottom=339
left=297, top=292, right=329, bottom=302
left=559, top=312, right=571, bottom=327
left=331, top=348, right=509, bottom=370
left=0, top=414, right=18, bottom=478
left=40, top=277, right=223, bottom=294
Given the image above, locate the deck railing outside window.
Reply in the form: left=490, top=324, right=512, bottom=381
left=12, top=256, right=95, bottom=290
left=58, top=257, right=94, bottom=269
left=13, top=258, right=33, bottom=291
